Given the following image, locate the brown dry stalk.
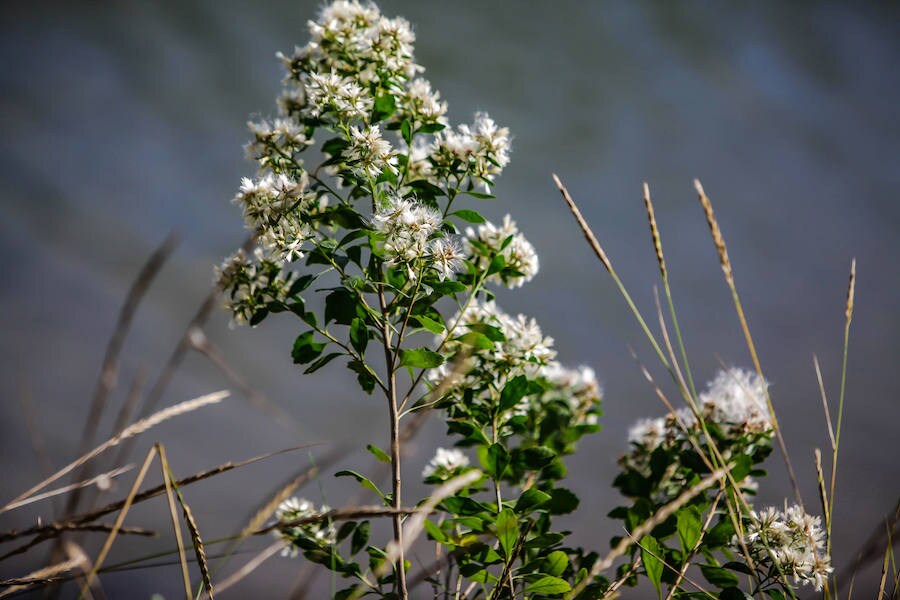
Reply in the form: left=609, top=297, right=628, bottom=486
left=214, top=541, right=285, bottom=594
left=643, top=182, right=667, bottom=280
left=552, top=173, right=612, bottom=272
left=157, top=444, right=193, bottom=600
left=174, top=488, right=214, bottom=599
left=3, top=465, right=134, bottom=511
left=693, top=180, right=733, bottom=286
left=0, top=558, right=81, bottom=597
left=3, top=390, right=229, bottom=513
left=0, top=445, right=310, bottom=545
left=78, top=446, right=158, bottom=599
left=693, top=179, right=803, bottom=509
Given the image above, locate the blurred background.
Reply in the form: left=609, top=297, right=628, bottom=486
left=1, top=1, right=898, bottom=597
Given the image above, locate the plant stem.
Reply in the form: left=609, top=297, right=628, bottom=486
left=378, top=285, right=408, bottom=600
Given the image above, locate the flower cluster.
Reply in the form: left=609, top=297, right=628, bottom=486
left=431, top=113, right=511, bottom=190
left=216, top=249, right=296, bottom=327
left=465, top=215, right=539, bottom=288
left=422, top=447, right=471, bottom=480
left=626, top=367, right=772, bottom=454
left=736, top=504, right=833, bottom=591
left=273, top=497, right=337, bottom=557
left=620, top=367, right=774, bottom=500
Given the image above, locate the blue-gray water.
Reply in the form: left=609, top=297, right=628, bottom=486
left=1, top=2, right=898, bottom=597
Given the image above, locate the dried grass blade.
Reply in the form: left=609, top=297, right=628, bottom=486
left=0, top=557, right=80, bottom=598
left=3, top=390, right=229, bottom=513
left=157, top=444, right=193, bottom=600
left=3, top=465, right=134, bottom=512
left=215, top=541, right=284, bottom=595
left=78, top=447, right=158, bottom=599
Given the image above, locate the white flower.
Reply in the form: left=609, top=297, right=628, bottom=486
left=274, top=497, right=337, bottom=557
left=627, top=417, right=666, bottom=449
left=428, top=237, right=464, bottom=280
left=700, top=367, right=772, bottom=434
left=737, top=503, right=832, bottom=591
left=373, top=196, right=442, bottom=271
left=465, top=215, right=539, bottom=288
left=542, top=363, right=602, bottom=419
left=304, top=71, right=372, bottom=121
left=345, top=125, right=396, bottom=179
left=422, top=447, right=470, bottom=478
left=400, top=78, right=447, bottom=124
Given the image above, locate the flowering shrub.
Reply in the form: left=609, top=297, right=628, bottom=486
left=218, top=2, right=843, bottom=599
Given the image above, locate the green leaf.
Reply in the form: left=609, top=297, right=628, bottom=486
left=303, top=352, right=342, bottom=374
left=718, top=587, right=753, bottom=600
left=324, top=289, right=357, bottom=325
left=416, top=122, right=445, bottom=134
left=499, top=375, right=528, bottom=412
left=466, top=322, right=505, bottom=342
left=430, top=280, right=466, bottom=295
left=399, top=348, right=444, bottom=368
left=400, top=119, right=413, bottom=145
left=545, top=487, right=580, bottom=515
left=291, top=332, right=326, bottom=364
left=456, top=331, right=495, bottom=351
left=463, top=190, right=496, bottom=200
left=249, top=308, right=268, bottom=327
left=543, top=550, right=569, bottom=577
left=349, top=317, right=368, bottom=354
left=722, top=561, right=753, bottom=575
left=524, top=576, right=571, bottom=595
left=765, top=590, right=787, bottom=600
left=485, top=443, right=510, bottom=479
left=519, top=446, right=556, bottom=471
left=335, top=470, right=384, bottom=500
left=372, top=94, right=397, bottom=122
left=413, top=315, right=445, bottom=334
left=351, top=521, right=370, bottom=555
left=676, top=505, right=703, bottom=554
left=423, top=519, right=447, bottom=544
left=640, top=536, right=664, bottom=596
left=514, top=488, right=551, bottom=513
left=347, top=360, right=376, bottom=394
left=699, top=564, right=739, bottom=589
left=366, top=444, right=390, bottom=464
left=495, top=508, right=518, bottom=558
left=450, top=209, right=486, bottom=224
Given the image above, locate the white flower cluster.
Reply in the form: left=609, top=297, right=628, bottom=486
left=245, top=117, right=313, bottom=170
left=216, top=249, right=294, bottom=327
left=345, top=124, right=396, bottom=179
left=431, top=112, right=511, bottom=189
left=700, top=367, right=772, bottom=435
left=274, top=497, right=337, bottom=558
left=543, top=363, right=603, bottom=425
left=465, top=215, right=539, bottom=288
left=372, top=196, right=462, bottom=281
left=399, top=78, right=448, bottom=126
left=422, top=447, right=470, bottom=479
left=626, top=367, right=773, bottom=453
left=737, top=504, right=833, bottom=591
left=234, top=172, right=323, bottom=264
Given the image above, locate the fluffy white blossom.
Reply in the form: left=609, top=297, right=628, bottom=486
left=345, top=124, right=396, bottom=178
left=465, top=215, right=539, bottom=288
left=428, top=237, right=464, bottom=281
left=699, top=367, right=772, bottom=434
left=627, top=417, right=667, bottom=449
left=304, top=71, right=373, bottom=121
left=399, top=78, right=448, bottom=124
left=540, top=363, right=603, bottom=425
left=422, top=447, right=470, bottom=478
left=737, top=503, right=832, bottom=591
left=233, top=172, right=318, bottom=263
left=274, top=497, right=337, bottom=557
left=217, top=249, right=294, bottom=327
left=372, top=196, right=442, bottom=274
left=431, top=112, right=510, bottom=188
left=245, top=117, right=312, bottom=166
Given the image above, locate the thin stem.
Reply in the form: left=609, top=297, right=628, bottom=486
left=378, top=284, right=408, bottom=600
